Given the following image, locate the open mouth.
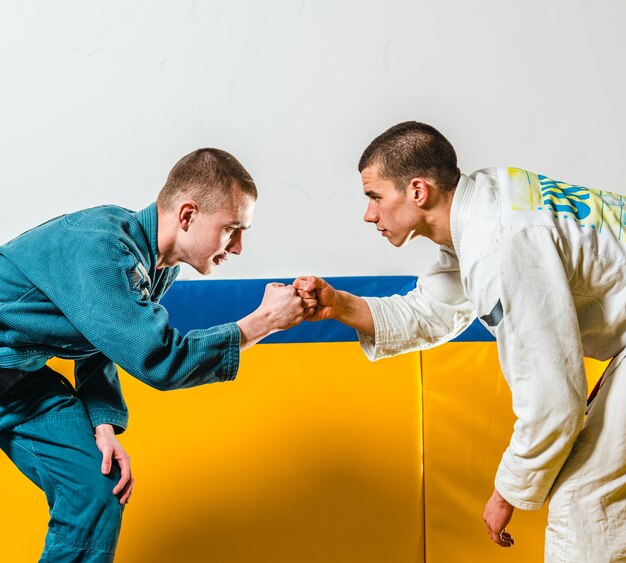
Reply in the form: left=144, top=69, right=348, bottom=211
left=212, top=254, right=229, bottom=265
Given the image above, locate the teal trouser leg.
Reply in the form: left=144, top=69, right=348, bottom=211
left=0, top=368, right=124, bottom=562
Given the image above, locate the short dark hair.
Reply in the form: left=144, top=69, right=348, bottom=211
left=358, top=121, right=460, bottom=192
left=157, top=148, right=257, bottom=213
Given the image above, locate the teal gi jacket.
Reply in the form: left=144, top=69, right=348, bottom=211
left=0, top=203, right=240, bottom=432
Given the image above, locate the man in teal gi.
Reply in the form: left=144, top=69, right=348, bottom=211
left=0, top=148, right=309, bottom=561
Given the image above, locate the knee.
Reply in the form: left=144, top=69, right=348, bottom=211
left=51, top=467, right=124, bottom=551
left=80, top=467, right=125, bottom=530
left=87, top=472, right=124, bottom=523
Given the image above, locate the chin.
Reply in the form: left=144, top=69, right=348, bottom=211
left=397, top=233, right=418, bottom=247
left=194, top=264, right=214, bottom=276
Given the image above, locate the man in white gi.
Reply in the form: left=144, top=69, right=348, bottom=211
left=294, top=121, right=626, bottom=562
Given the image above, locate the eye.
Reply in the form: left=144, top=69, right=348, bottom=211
left=224, top=226, right=236, bottom=233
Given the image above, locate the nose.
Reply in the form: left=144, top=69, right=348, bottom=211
left=363, top=200, right=378, bottom=223
left=226, top=230, right=243, bottom=255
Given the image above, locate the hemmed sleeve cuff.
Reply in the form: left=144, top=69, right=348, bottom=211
left=357, top=330, right=377, bottom=361
left=218, top=322, right=241, bottom=382
left=494, top=477, right=546, bottom=511
left=357, top=296, right=378, bottom=361
left=357, top=297, right=393, bottom=361
left=88, top=408, right=129, bottom=435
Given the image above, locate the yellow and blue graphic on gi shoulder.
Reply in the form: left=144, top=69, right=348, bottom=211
left=505, top=167, right=626, bottom=238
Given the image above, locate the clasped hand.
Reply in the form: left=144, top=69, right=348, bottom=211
left=257, top=281, right=316, bottom=330
left=257, top=275, right=335, bottom=330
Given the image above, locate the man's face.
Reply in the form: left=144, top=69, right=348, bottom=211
left=361, top=164, right=422, bottom=247
left=182, top=191, right=255, bottom=275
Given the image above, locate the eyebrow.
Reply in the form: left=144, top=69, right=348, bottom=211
left=228, top=222, right=251, bottom=230
left=364, top=190, right=380, bottom=198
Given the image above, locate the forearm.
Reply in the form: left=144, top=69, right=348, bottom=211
left=236, top=309, right=275, bottom=351
left=335, top=290, right=375, bottom=336
left=495, top=397, right=585, bottom=510
left=116, top=324, right=240, bottom=391
left=495, top=324, right=586, bottom=509
left=345, top=247, right=473, bottom=361
left=495, top=228, right=588, bottom=509
left=75, top=355, right=128, bottom=433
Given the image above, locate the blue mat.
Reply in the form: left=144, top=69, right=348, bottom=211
left=160, top=276, right=494, bottom=343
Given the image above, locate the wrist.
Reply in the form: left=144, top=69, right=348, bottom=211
left=256, top=305, right=275, bottom=330
left=94, top=423, right=115, bottom=437
left=493, top=488, right=514, bottom=508
left=237, top=307, right=274, bottom=350
left=334, top=290, right=348, bottom=321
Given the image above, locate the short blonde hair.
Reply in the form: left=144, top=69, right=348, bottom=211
left=157, top=148, right=257, bottom=213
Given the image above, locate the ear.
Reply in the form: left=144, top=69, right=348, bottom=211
left=408, top=178, right=429, bottom=207
left=178, top=201, right=199, bottom=232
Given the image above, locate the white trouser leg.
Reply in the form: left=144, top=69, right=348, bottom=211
left=546, top=350, right=626, bottom=562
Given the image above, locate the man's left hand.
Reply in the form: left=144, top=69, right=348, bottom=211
left=95, top=423, right=134, bottom=505
left=483, top=488, right=515, bottom=547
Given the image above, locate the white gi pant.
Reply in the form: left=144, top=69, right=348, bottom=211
left=546, top=349, right=626, bottom=562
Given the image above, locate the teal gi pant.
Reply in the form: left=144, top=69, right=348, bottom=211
left=0, top=367, right=124, bottom=562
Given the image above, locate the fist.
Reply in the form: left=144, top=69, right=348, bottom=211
left=293, top=276, right=338, bottom=321
left=261, top=282, right=306, bottom=330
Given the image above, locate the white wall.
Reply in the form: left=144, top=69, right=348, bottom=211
left=1, top=0, right=625, bottom=279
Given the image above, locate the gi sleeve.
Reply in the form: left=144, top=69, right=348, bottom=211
left=11, top=221, right=240, bottom=391
left=74, top=354, right=128, bottom=434
left=358, top=245, right=476, bottom=360
left=494, top=226, right=587, bottom=510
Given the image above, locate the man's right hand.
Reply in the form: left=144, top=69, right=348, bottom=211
left=293, top=276, right=375, bottom=336
left=258, top=282, right=307, bottom=330
left=293, top=276, right=339, bottom=321
left=236, top=282, right=311, bottom=350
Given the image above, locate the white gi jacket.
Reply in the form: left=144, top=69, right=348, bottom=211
left=359, top=167, right=626, bottom=510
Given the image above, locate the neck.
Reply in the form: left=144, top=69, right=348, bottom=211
left=421, top=189, right=454, bottom=247
left=156, top=204, right=179, bottom=268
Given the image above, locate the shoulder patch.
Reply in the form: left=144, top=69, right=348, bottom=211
left=480, top=299, right=503, bottom=327
left=128, top=261, right=151, bottom=300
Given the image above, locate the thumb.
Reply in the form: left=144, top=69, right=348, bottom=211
left=101, top=446, right=113, bottom=474
left=299, top=276, right=321, bottom=292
